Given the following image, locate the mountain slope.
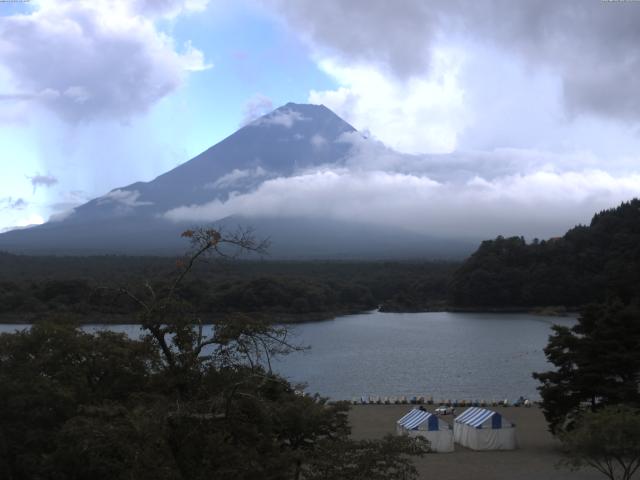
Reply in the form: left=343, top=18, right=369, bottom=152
left=67, top=102, right=357, bottom=221
left=0, top=103, right=476, bottom=259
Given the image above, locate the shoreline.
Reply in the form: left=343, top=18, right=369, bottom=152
left=0, top=305, right=580, bottom=325
left=0, top=309, right=361, bottom=326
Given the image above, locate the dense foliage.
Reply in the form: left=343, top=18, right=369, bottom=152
left=451, top=199, right=640, bottom=308
left=0, top=322, right=426, bottom=480
left=533, top=301, right=640, bottom=433
left=0, top=229, right=427, bottom=479
left=0, top=253, right=455, bottom=322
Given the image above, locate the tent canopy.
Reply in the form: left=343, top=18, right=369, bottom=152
left=454, top=407, right=513, bottom=429
left=453, top=407, right=517, bottom=450
left=397, top=408, right=454, bottom=453
left=397, top=409, right=441, bottom=431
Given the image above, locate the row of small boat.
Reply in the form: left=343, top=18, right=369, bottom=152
left=350, top=396, right=532, bottom=407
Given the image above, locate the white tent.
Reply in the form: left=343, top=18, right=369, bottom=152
left=453, top=407, right=517, bottom=450
left=396, top=408, right=454, bottom=453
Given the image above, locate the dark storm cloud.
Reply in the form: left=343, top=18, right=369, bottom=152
left=264, top=0, right=640, bottom=121
left=264, top=0, right=445, bottom=77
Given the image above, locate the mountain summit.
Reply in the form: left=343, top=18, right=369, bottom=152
left=0, top=103, right=474, bottom=258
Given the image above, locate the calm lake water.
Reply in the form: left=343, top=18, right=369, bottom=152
left=0, top=311, right=574, bottom=401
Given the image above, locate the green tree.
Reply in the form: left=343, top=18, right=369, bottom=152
left=559, top=405, right=640, bottom=480
left=0, top=323, right=158, bottom=479
left=533, top=301, right=640, bottom=433
left=450, top=199, right=640, bottom=309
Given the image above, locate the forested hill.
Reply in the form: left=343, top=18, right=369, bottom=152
left=450, top=199, right=640, bottom=308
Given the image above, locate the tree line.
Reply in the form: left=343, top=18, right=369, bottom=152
left=450, top=199, right=640, bottom=308
left=0, top=254, right=456, bottom=322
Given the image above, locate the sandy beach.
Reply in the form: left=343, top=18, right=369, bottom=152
left=349, top=405, right=601, bottom=480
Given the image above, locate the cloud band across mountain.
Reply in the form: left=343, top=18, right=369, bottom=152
left=164, top=166, right=640, bottom=239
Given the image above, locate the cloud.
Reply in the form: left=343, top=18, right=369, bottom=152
left=164, top=131, right=640, bottom=239
left=251, top=108, right=309, bottom=128
left=48, top=209, right=75, bottom=223
left=47, top=189, right=90, bottom=222
left=181, top=40, right=214, bottom=72
left=28, top=173, right=58, bottom=193
left=309, top=55, right=468, bottom=153
left=49, top=190, right=89, bottom=210
left=310, top=133, right=327, bottom=149
left=98, top=189, right=153, bottom=208
left=164, top=165, right=640, bottom=239
left=336, top=132, right=639, bottom=188
left=265, top=0, right=640, bottom=122
left=263, top=0, right=443, bottom=78
left=0, top=94, right=35, bottom=101
left=132, top=0, right=210, bottom=18
left=0, top=0, right=211, bottom=122
left=0, top=213, right=45, bottom=233
left=206, top=166, right=269, bottom=189
left=0, top=197, right=28, bottom=211
left=14, top=213, right=44, bottom=228
left=240, top=93, right=274, bottom=126
left=94, top=189, right=154, bottom=217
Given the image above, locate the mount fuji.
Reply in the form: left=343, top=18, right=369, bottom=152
left=0, top=103, right=476, bottom=258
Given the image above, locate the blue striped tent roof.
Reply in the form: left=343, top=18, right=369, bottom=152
left=454, top=407, right=504, bottom=428
left=397, top=409, right=438, bottom=431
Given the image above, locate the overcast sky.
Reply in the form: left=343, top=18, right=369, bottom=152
left=1, top=0, right=640, bottom=238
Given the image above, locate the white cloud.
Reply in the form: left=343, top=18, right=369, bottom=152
left=336, top=132, right=622, bottom=184
left=310, top=134, right=327, bottom=149
left=309, top=53, right=468, bottom=154
left=98, top=189, right=153, bottom=208
left=181, top=40, right=214, bottom=72
left=46, top=189, right=91, bottom=223
left=206, top=166, right=269, bottom=189
left=133, top=0, right=210, bottom=17
left=49, top=209, right=75, bottom=223
left=165, top=161, right=640, bottom=239
left=12, top=213, right=45, bottom=230
left=252, top=108, right=309, bottom=128
left=0, top=0, right=211, bottom=122
left=240, top=93, right=274, bottom=126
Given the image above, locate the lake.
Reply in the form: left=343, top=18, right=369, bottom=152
left=0, top=311, right=574, bottom=401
